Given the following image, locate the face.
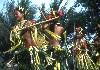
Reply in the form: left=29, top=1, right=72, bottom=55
left=76, top=27, right=81, bottom=32
left=75, top=27, right=83, bottom=38
left=15, top=10, right=24, bottom=21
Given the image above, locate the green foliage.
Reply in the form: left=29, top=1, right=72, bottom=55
left=74, top=0, right=100, bottom=25
left=50, top=0, right=63, bottom=11
left=0, top=0, right=100, bottom=70
left=0, top=12, right=10, bottom=52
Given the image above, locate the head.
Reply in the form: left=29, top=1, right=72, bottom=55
left=75, top=26, right=84, bottom=39
left=14, top=7, right=25, bottom=21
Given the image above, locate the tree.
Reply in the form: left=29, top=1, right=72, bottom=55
left=74, top=0, right=100, bottom=31
left=0, top=0, right=99, bottom=70
left=0, top=13, right=10, bottom=52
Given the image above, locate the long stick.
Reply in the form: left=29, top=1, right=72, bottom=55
left=19, top=16, right=59, bottom=31
left=35, top=16, right=59, bottom=25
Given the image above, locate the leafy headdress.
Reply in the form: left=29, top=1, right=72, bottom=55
left=14, top=6, right=29, bottom=18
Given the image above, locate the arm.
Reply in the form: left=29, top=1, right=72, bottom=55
left=51, top=24, right=64, bottom=46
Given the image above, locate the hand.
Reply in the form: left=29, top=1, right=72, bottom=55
left=42, top=23, right=49, bottom=30
left=54, top=24, right=64, bottom=36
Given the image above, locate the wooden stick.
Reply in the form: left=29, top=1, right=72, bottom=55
left=19, top=16, right=59, bottom=31
left=35, top=16, right=59, bottom=25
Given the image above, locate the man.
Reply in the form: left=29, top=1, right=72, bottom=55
left=42, top=9, right=64, bottom=50
left=73, top=25, right=99, bottom=70
left=13, top=6, right=36, bottom=48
